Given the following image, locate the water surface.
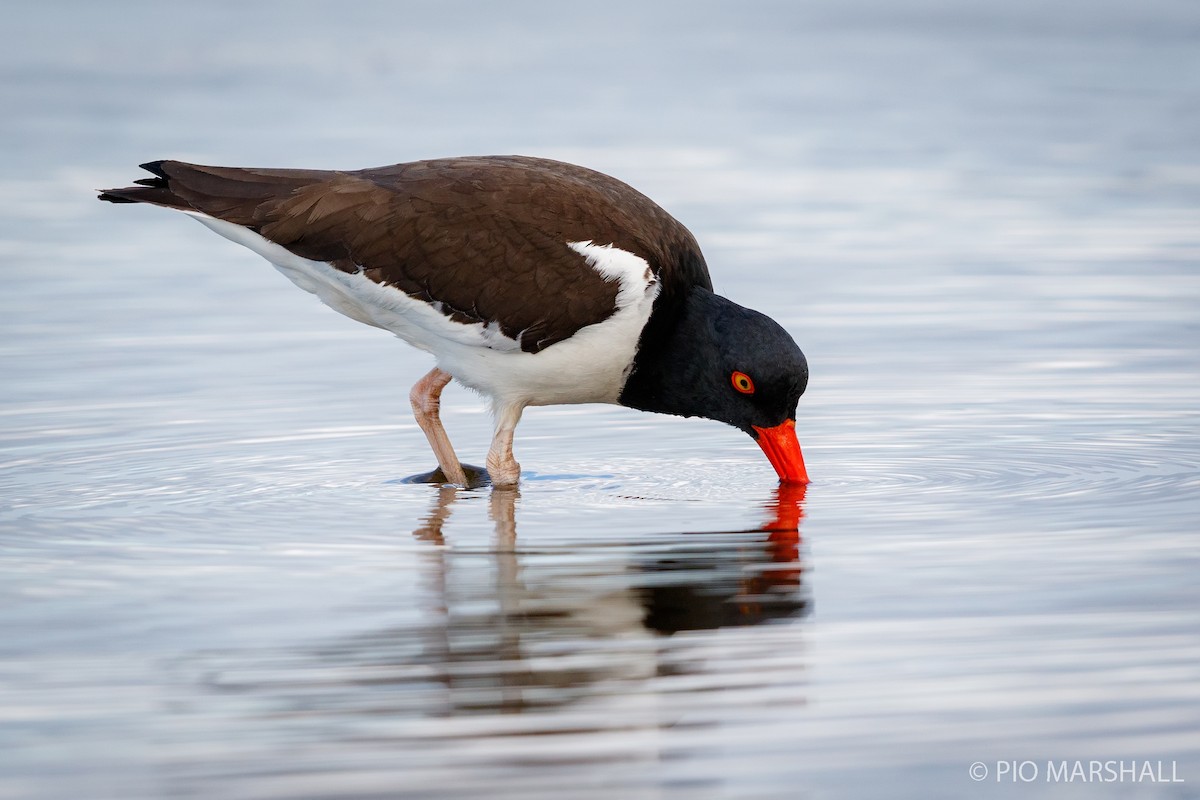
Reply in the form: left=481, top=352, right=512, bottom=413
left=2, top=2, right=1199, bottom=798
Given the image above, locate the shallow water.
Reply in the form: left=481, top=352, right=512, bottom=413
left=3, top=2, right=1200, bottom=798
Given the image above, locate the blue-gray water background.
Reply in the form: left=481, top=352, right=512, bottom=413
left=2, top=1, right=1198, bottom=798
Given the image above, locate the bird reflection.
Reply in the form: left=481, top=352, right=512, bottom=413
left=402, top=483, right=810, bottom=715
left=413, top=484, right=807, bottom=632
left=192, top=485, right=809, bottom=724
left=176, top=484, right=809, bottom=797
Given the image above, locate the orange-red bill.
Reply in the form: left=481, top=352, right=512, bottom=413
left=751, top=418, right=810, bottom=485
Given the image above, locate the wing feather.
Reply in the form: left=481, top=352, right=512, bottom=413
left=99, top=156, right=712, bottom=352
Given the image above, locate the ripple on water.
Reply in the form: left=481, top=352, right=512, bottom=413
left=812, top=437, right=1200, bottom=509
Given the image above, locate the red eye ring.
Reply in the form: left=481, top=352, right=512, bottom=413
left=731, top=371, right=755, bottom=394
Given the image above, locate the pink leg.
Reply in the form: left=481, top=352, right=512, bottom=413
left=486, top=403, right=524, bottom=488
left=409, top=368, right=468, bottom=486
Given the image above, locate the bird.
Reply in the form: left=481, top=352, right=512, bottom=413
left=98, top=156, right=809, bottom=488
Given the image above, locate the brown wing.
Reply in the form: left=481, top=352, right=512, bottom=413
left=99, top=155, right=712, bottom=353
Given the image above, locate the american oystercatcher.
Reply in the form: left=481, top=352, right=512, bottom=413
left=99, top=156, right=809, bottom=487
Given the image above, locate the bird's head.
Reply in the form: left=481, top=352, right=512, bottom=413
left=620, top=287, right=810, bottom=484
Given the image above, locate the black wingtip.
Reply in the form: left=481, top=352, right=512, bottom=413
left=138, top=160, right=169, bottom=178
left=97, top=191, right=137, bottom=203
left=98, top=161, right=176, bottom=204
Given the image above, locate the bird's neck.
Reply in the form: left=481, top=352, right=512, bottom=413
left=618, top=286, right=723, bottom=417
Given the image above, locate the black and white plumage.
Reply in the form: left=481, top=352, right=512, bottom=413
left=99, top=156, right=809, bottom=487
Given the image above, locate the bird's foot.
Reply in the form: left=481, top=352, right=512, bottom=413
left=486, top=455, right=522, bottom=488
left=401, top=463, right=491, bottom=490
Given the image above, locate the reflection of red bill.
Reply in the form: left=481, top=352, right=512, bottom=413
left=765, top=482, right=808, bottom=533
left=765, top=482, right=807, bottom=583
left=752, top=418, right=810, bottom=485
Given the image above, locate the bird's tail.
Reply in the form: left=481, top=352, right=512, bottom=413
left=97, top=161, right=191, bottom=208
left=97, top=161, right=335, bottom=226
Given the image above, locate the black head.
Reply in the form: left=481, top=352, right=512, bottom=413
left=620, top=287, right=810, bottom=483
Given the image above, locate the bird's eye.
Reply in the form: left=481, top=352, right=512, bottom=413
left=731, top=371, right=755, bottom=395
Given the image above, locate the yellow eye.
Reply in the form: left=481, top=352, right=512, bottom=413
left=731, top=371, right=755, bottom=394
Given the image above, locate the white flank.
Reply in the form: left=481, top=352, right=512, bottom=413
left=181, top=213, right=660, bottom=407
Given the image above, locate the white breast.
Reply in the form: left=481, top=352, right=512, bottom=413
left=185, top=213, right=660, bottom=407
